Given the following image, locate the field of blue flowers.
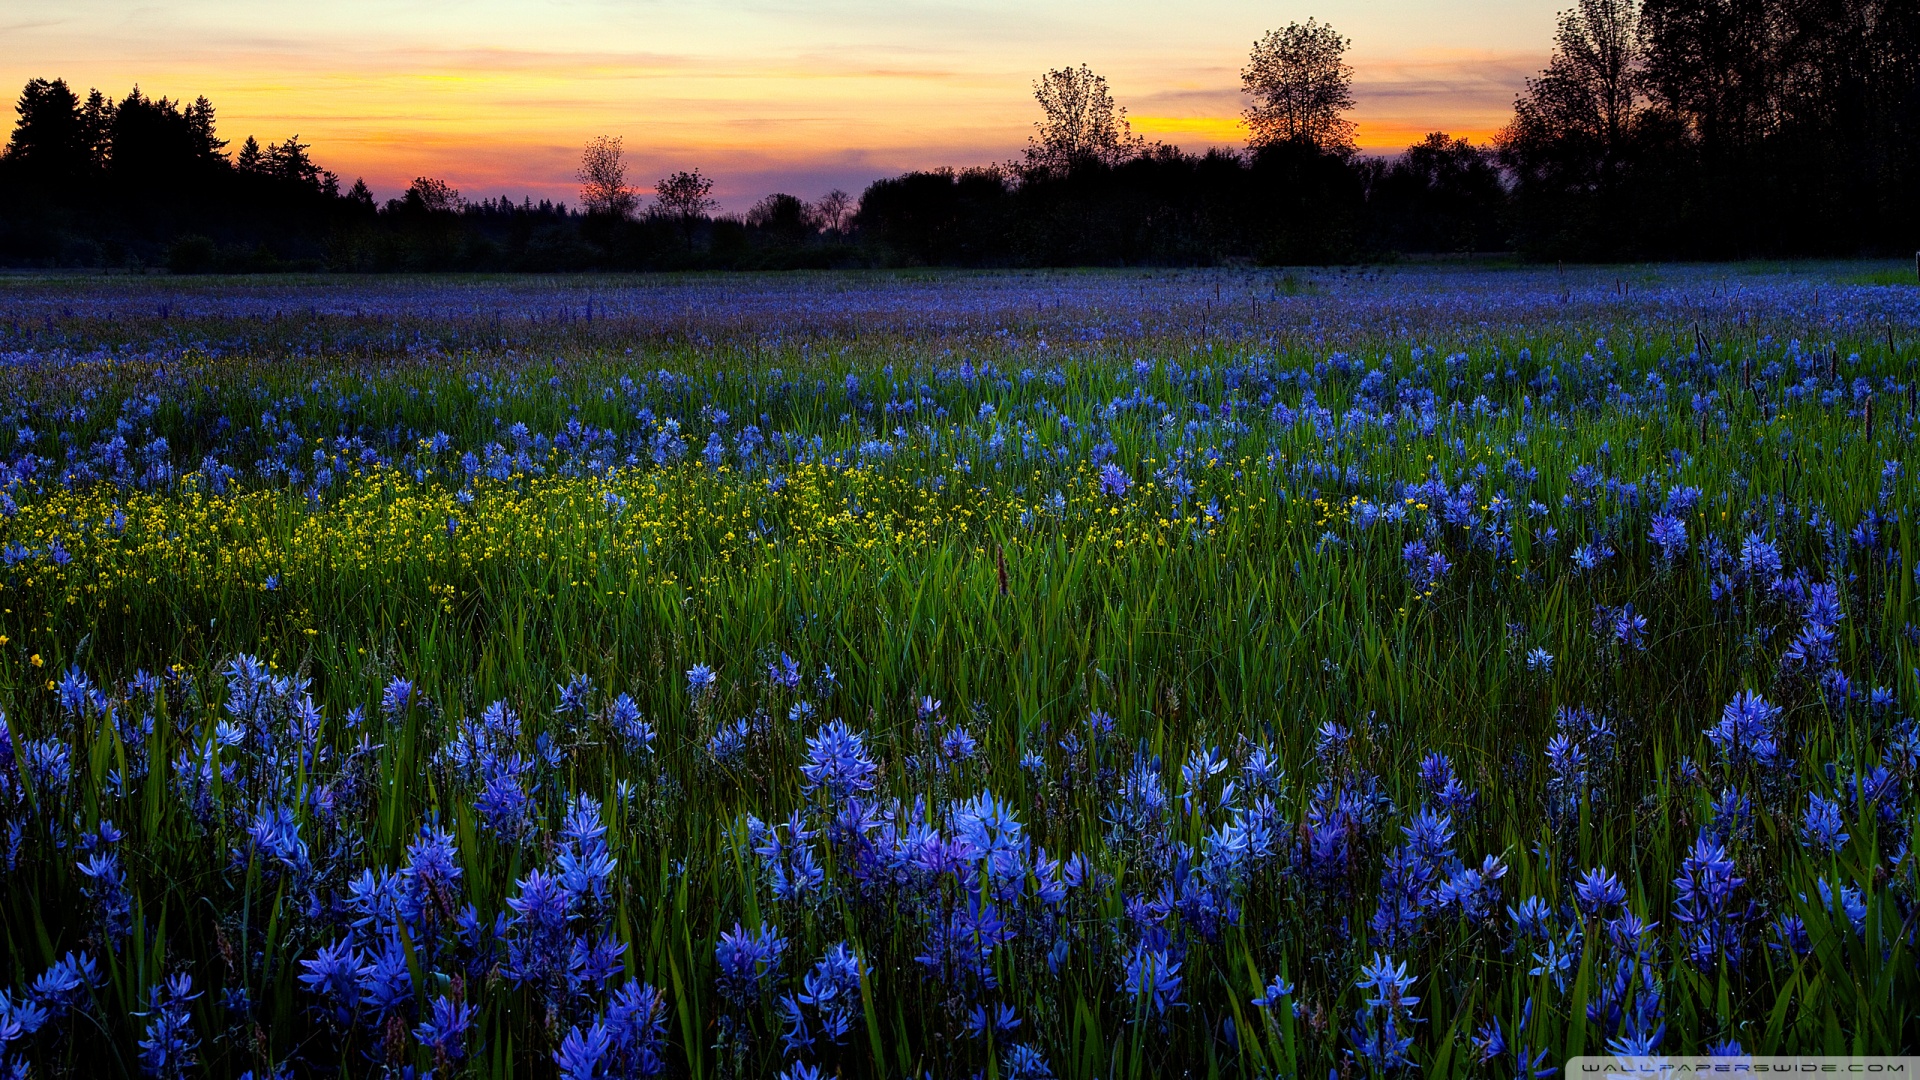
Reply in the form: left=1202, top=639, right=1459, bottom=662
left=0, top=264, right=1915, bottom=1078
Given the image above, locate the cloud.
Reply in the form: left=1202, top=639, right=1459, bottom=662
left=0, top=18, right=67, bottom=35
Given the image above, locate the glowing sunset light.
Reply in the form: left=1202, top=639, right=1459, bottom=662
left=4, top=0, right=1559, bottom=210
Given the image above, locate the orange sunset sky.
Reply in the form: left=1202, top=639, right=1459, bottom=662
left=4, top=1, right=1559, bottom=211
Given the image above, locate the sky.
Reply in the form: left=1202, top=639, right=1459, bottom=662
left=3, top=1, right=1558, bottom=211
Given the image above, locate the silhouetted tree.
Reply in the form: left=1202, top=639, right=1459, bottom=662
left=272, top=137, right=322, bottom=189
left=1245, top=138, right=1366, bottom=262
left=1489, top=0, right=1917, bottom=255
left=1638, top=0, right=1778, bottom=155
left=1366, top=133, right=1509, bottom=252
left=813, top=189, right=854, bottom=233
left=4, top=78, right=91, bottom=185
left=1630, top=0, right=1784, bottom=251
left=577, top=135, right=637, bottom=218
left=184, top=97, right=225, bottom=160
left=856, top=167, right=1013, bottom=264
left=1023, top=65, right=1145, bottom=175
left=1498, top=0, right=1648, bottom=254
left=234, top=134, right=332, bottom=193
left=653, top=169, right=716, bottom=220
left=1762, top=0, right=1920, bottom=250
left=1552, top=0, right=1641, bottom=168
left=7, top=18, right=1915, bottom=273
left=1241, top=21, right=1357, bottom=153
left=235, top=135, right=266, bottom=175
left=79, top=88, right=113, bottom=166
left=746, top=193, right=813, bottom=240
left=398, top=177, right=462, bottom=215
left=108, top=87, right=227, bottom=194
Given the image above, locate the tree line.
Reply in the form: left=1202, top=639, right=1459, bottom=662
left=2, top=0, right=1913, bottom=271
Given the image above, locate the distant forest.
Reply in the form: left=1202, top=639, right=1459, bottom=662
left=2, top=0, right=1915, bottom=270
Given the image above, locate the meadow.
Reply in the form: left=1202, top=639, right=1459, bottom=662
left=0, top=264, right=1915, bottom=1078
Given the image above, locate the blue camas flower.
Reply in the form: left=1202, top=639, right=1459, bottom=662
left=605, top=693, right=655, bottom=754
left=800, top=719, right=876, bottom=799
left=1574, top=866, right=1627, bottom=918
left=780, top=942, right=861, bottom=1057
left=504, top=869, right=574, bottom=996
left=416, top=995, right=477, bottom=1064
left=1349, top=953, right=1420, bottom=1072
left=554, top=1022, right=614, bottom=1080
left=556, top=673, right=595, bottom=717
left=297, top=938, right=358, bottom=1027
left=1649, top=513, right=1687, bottom=561
left=135, top=974, right=200, bottom=1080
left=1672, top=831, right=1747, bottom=971
left=1800, top=792, right=1849, bottom=853
left=1251, top=974, right=1295, bottom=1011
left=715, top=921, right=787, bottom=1007
left=1706, top=691, right=1784, bottom=774
left=31, top=952, right=98, bottom=1020
left=380, top=677, right=416, bottom=722
left=1121, top=944, right=1183, bottom=1020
